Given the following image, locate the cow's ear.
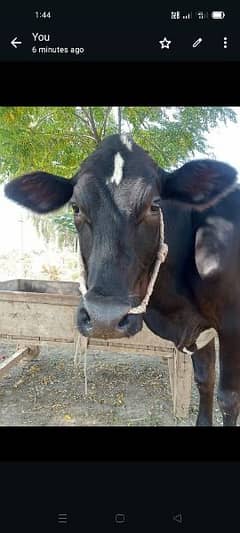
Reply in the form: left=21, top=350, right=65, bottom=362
left=161, top=160, right=238, bottom=210
left=4, top=171, right=74, bottom=214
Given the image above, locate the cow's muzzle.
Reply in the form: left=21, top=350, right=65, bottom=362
left=77, top=294, right=143, bottom=339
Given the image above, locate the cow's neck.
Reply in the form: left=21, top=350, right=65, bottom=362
left=144, top=203, right=210, bottom=350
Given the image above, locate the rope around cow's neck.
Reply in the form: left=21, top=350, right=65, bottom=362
left=129, top=208, right=168, bottom=314
left=74, top=208, right=168, bottom=394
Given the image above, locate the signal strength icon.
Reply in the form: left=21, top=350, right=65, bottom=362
left=182, top=12, right=192, bottom=20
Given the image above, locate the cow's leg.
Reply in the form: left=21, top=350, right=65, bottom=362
left=191, top=339, right=216, bottom=426
left=217, top=332, right=240, bottom=426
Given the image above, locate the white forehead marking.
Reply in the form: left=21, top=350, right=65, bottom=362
left=120, top=134, right=132, bottom=151
left=109, top=152, right=124, bottom=186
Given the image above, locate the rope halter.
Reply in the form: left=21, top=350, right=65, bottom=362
left=129, top=208, right=168, bottom=314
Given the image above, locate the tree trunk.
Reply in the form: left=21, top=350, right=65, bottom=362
left=118, top=107, right=122, bottom=135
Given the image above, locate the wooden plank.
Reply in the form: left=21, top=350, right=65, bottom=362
left=0, top=279, right=80, bottom=294
left=16, top=345, right=41, bottom=360
left=0, top=331, right=175, bottom=354
left=0, top=290, right=80, bottom=306
left=88, top=339, right=174, bottom=356
left=0, top=300, right=77, bottom=342
left=0, top=334, right=74, bottom=344
left=88, top=325, right=175, bottom=354
left=0, top=347, right=29, bottom=378
left=0, top=279, right=19, bottom=291
left=168, top=349, right=193, bottom=418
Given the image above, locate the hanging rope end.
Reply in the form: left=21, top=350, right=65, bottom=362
left=74, top=334, right=89, bottom=368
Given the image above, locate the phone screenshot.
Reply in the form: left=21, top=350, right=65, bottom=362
left=0, top=3, right=239, bottom=531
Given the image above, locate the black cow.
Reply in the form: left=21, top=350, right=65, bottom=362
left=5, top=134, right=240, bottom=426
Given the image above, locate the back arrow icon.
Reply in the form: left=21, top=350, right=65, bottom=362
left=173, top=513, right=183, bottom=524
left=11, top=37, right=22, bottom=49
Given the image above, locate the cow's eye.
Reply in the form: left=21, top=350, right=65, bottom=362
left=150, top=199, right=161, bottom=213
left=71, top=203, right=80, bottom=214
left=150, top=204, right=159, bottom=213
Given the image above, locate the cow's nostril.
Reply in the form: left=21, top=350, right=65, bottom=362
left=79, top=307, right=91, bottom=326
left=118, top=314, right=129, bottom=330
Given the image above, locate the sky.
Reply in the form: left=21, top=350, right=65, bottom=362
left=193, top=108, right=240, bottom=173
left=1, top=106, right=240, bottom=253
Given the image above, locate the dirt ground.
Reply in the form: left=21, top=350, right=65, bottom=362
left=0, top=341, right=226, bottom=426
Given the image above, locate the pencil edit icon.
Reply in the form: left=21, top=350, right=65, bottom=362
left=192, top=38, right=203, bottom=48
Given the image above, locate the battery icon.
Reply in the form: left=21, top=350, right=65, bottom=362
left=211, top=11, right=225, bottom=19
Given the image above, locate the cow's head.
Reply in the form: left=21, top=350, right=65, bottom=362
left=5, top=134, right=237, bottom=339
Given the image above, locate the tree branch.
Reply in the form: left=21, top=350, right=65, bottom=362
left=100, top=107, right=112, bottom=139
left=75, top=108, right=90, bottom=128
left=81, top=107, right=101, bottom=144
left=33, top=111, right=57, bottom=128
left=2, top=128, right=96, bottom=142
left=118, top=107, right=122, bottom=135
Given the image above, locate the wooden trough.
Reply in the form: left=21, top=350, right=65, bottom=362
left=0, top=279, right=194, bottom=418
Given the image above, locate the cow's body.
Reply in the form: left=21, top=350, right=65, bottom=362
left=5, top=134, right=240, bottom=425
left=145, top=192, right=240, bottom=350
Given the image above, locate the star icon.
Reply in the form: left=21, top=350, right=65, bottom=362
left=159, top=37, right=172, bottom=49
